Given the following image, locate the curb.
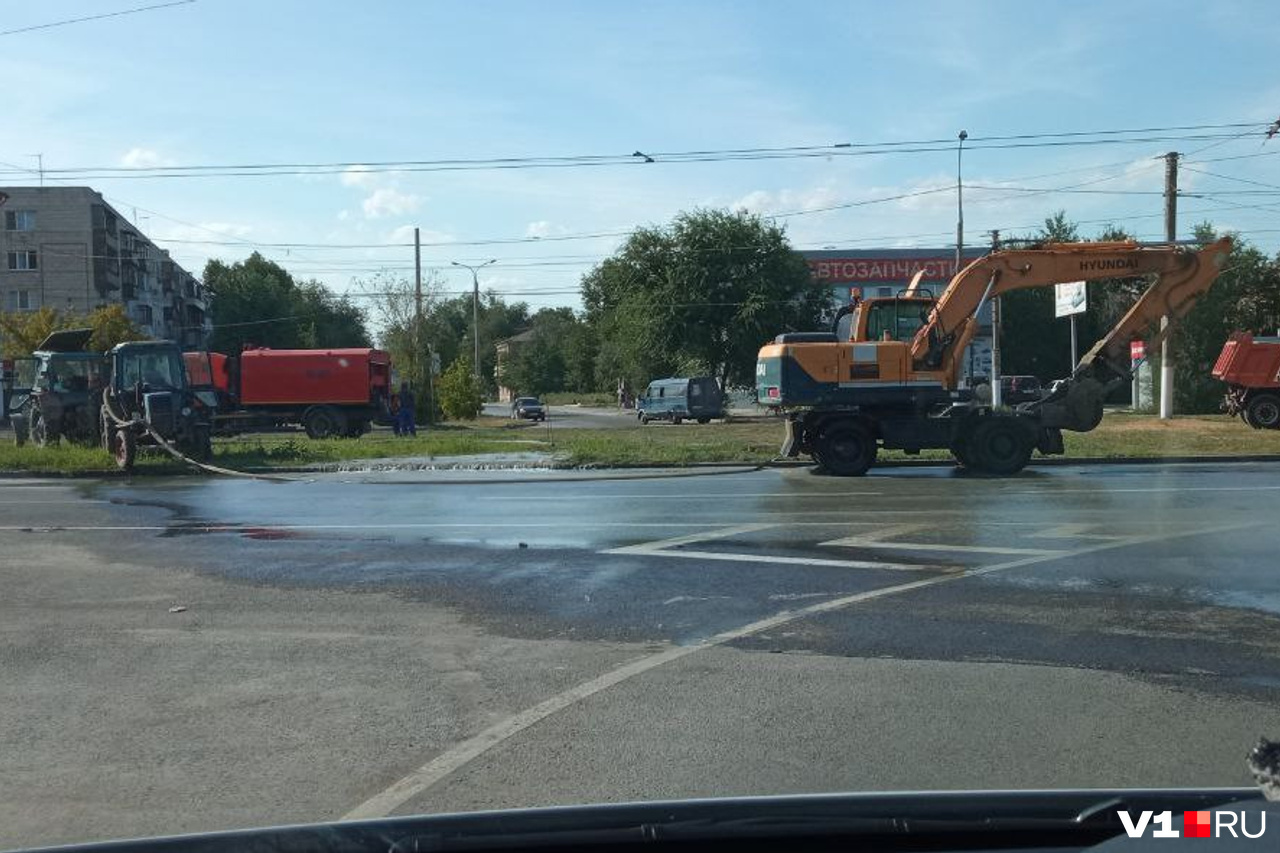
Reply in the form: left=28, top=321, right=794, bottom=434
left=2, top=454, right=1278, bottom=480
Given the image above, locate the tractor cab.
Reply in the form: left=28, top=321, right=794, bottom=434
left=4, top=328, right=107, bottom=447
left=101, top=341, right=213, bottom=469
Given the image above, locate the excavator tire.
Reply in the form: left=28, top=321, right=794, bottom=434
left=1245, top=393, right=1280, bottom=430
left=968, top=418, right=1033, bottom=476
left=813, top=420, right=877, bottom=477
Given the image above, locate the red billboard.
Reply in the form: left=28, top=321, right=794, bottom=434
left=808, top=256, right=962, bottom=284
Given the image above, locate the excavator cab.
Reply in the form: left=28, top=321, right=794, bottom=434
left=855, top=295, right=935, bottom=344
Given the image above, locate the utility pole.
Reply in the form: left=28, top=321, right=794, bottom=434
left=989, top=228, right=1002, bottom=408
left=414, top=227, right=423, bottom=412
left=452, top=259, right=496, bottom=380
left=955, top=131, right=967, bottom=273
left=1160, top=151, right=1178, bottom=420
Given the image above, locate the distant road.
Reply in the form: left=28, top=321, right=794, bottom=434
left=482, top=402, right=635, bottom=430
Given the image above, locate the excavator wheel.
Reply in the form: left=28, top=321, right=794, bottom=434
left=950, top=437, right=975, bottom=468
left=968, top=418, right=1033, bottom=476
left=1245, top=393, right=1280, bottom=430
left=813, top=420, right=877, bottom=477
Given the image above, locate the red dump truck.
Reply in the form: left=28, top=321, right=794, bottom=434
left=185, top=347, right=393, bottom=438
left=1212, top=332, right=1280, bottom=430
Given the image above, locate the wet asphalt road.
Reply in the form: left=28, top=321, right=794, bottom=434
left=4, top=461, right=1280, bottom=847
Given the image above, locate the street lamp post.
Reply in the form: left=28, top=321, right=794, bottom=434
left=451, top=259, right=496, bottom=379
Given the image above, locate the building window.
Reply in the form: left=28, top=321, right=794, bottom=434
left=4, top=210, right=36, bottom=231
left=6, top=250, right=38, bottom=271
left=134, top=305, right=153, bottom=325
left=6, top=290, right=33, bottom=311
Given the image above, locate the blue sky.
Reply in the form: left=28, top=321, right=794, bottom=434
left=3, top=0, right=1278, bottom=311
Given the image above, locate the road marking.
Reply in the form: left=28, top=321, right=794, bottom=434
left=621, top=548, right=946, bottom=572
left=818, top=537, right=1065, bottom=556
left=604, top=523, right=776, bottom=553
left=1028, top=523, right=1126, bottom=541
left=818, top=522, right=1064, bottom=556
left=341, top=518, right=1259, bottom=821
left=476, top=492, right=882, bottom=500
left=1005, top=484, right=1280, bottom=495
left=603, top=522, right=946, bottom=571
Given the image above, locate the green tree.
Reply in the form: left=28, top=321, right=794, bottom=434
left=0, top=305, right=144, bottom=358
left=1000, top=211, right=1081, bottom=379
left=1171, top=224, right=1280, bottom=412
left=582, top=208, right=826, bottom=389
left=437, top=355, right=484, bottom=420
left=205, top=253, right=370, bottom=352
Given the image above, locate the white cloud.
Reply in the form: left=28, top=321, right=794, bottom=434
left=151, top=221, right=253, bottom=243
left=340, top=164, right=376, bottom=188
left=731, top=186, right=840, bottom=215
left=120, top=147, right=169, bottom=168
left=362, top=187, right=421, bottom=219
left=524, top=220, right=570, bottom=239
left=385, top=224, right=453, bottom=245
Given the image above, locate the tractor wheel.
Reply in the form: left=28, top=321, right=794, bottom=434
left=191, top=426, right=213, bottom=462
left=813, top=421, right=877, bottom=477
left=303, top=406, right=345, bottom=439
left=11, top=413, right=28, bottom=447
left=100, top=407, right=115, bottom=452
left=29, top=408, right=56, bottom=448
left=1245, top=393, right=1280, bottom=430
left=969, top=418, right=1033, bottom=475
left=110, top=428, right=137, bottom=471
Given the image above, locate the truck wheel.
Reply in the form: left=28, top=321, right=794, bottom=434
left=970, top=419, right=1033, bottom=475
left=110, top=428, right=137, bottom=471
left=673, top=415, right=683, bottom=425
left=639, top=412, right=650, bottom=425
left=1245, top=393, right=1280, bottom=430
left=813, top=421, right=877, bottom=477
left=303, top=406, right=345, bottom=439
left=697, top=417, right=710, bottom=425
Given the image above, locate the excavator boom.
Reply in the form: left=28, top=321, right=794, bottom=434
left=913, top=238, right=1233, bottom=386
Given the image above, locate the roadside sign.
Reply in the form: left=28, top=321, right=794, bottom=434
left=431, top=352, right=441, bottom=375
left=1130, top=340, right=1146, bottom=364
left=1054, top=281, right=1087, bottom=318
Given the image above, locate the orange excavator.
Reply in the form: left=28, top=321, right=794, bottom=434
left=755, top=238, right=1233, bottom=475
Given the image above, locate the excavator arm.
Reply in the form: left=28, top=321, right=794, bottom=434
left=911, top=238, right=1233, bottom=388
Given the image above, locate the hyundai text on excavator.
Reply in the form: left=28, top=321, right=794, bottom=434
left=756, top=238, right=1233, bottom=476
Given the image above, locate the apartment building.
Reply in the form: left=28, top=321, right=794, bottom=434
left=0, top=186, right=210, bottom=348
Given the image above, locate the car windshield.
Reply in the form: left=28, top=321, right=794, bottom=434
left=5, top=4, right=1280, bottom=852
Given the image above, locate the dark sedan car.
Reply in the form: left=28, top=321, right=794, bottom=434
left=511, top=397, right=546, bottom=421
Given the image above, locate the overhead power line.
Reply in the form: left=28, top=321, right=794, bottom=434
left=0, top=123, right=1270, bottom=181
left=0, top=0, right=195, bottom=37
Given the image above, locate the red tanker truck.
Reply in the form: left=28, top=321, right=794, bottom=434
left=1212, top=332, right=1280, bottom=430
left=185, top=347, right=393, bottom=438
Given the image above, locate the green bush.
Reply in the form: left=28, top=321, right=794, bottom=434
left=437, top=356, right=485, bottom=420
